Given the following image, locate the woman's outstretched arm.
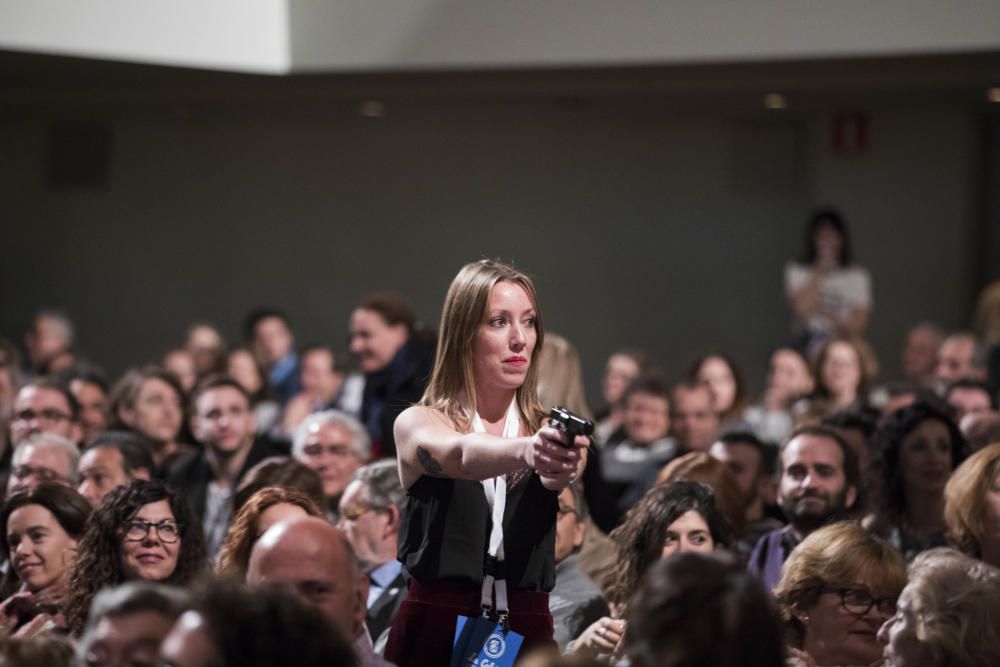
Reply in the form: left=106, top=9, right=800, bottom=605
left=395, top=405, right=585, bottom=490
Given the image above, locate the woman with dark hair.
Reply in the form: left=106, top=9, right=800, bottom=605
left=625, top=553, right=785, bottom=667
left=108, top=367, right=193, bottom=473
left=687, top=352, right=748, bottom=428
left=785, top=208, right=872, bottom=354
left=384, top=260, right=587, bottom=666
left=65, top=479, right=208, bottom=635
left=868, top=401, right=967, bottom=561
left=349, top=291, right=436, bottom=459
left=216, top=486, right=324, bottom=581
left=160, top=580, right=357, bottom=667
left=570, top=480, right=732, bottom=660
left=0, top=484, right=92, bottom=637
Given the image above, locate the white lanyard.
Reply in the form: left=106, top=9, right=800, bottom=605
left=472, top=400, right=519, bottom=619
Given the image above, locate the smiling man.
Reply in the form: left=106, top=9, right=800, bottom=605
left=748, top=424, right=860, bottom=592
left=597, top=377, right=677, bottom=527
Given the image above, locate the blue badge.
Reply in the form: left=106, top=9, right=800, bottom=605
left=452, top=616, right=524, bottom=667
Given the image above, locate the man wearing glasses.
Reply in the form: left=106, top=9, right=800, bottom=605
left=8, top=378, right=81, bottom=449
left=338, top=459, right=407, bottom=647
left=293, top=410, right=370, bottom=521
left=549, top=483, right=608, bottom=651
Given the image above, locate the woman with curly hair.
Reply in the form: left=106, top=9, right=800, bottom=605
left=569, top=480, right=732, bottom=660
left=867, top=401, right=967, bottom=561
left=64, top=479, right=207, bottom=635
left=216, top=486, right=324, bottom=580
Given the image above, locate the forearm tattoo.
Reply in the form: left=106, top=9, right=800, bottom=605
left=416, top=446, right=445, bottom=477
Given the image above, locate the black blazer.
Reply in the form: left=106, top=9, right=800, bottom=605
left=366, top=571, right=408, bottom=641
left=164, top=435, right=288, bottom=520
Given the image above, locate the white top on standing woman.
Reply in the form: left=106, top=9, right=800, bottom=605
left=785, top=208, right=872, bottom=354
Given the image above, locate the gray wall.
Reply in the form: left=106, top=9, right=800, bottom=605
left=0, top=91, right=986, bottom=403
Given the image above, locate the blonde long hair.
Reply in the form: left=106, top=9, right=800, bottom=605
left=421, top=259, right=546, bottom=434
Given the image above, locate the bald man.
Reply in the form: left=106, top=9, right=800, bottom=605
left=247, top=517, right=394, bottom=667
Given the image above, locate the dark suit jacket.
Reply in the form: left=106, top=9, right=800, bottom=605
left=164, top=435, right=289, bottom=521
left=366, top=571, right=408, bottom=642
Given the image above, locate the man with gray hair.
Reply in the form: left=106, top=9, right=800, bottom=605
left=339, top=459, right=407, bottom=644
left=7, top=432, right=80, bottom=496
left=294, top=410, right=370, bottom=519
left=78, top=582, right=189, bottom=667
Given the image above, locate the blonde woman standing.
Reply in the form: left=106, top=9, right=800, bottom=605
left=384, top=260, right=587, bottom=666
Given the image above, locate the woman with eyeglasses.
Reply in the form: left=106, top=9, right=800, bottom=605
left=64, top=479, right=208, bottom=635
left=0, top=484, right=91, bottom=637
left=774, top=521, right=906, bottom=667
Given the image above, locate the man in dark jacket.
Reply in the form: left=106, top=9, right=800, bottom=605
left=167, top=374, right=287, bottom=557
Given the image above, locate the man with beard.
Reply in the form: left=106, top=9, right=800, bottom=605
left=168, top=375, right=286, bottom=557
left=747, top=424, right=859, bottom=592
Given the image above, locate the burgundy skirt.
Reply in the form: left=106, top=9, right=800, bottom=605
left=384, top=579, right=556, bottom=667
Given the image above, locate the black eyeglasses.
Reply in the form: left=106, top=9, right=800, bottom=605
left=819, top=586, right=896, bottom=616
left=124, top=519, right=180, bottom=544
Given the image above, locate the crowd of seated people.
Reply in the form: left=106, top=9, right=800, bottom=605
left=0, top=241, right=999, bottom=666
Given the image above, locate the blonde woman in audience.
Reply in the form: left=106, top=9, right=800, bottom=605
left=535, top=332, right=592, bottom=421
left=535, top=333, right=616, bottom=590
left=943, top=441, right=1000, bottom=567
left=877, top=547, right=1000, bottom=667
left=773, top=522, right=905, bottom=667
